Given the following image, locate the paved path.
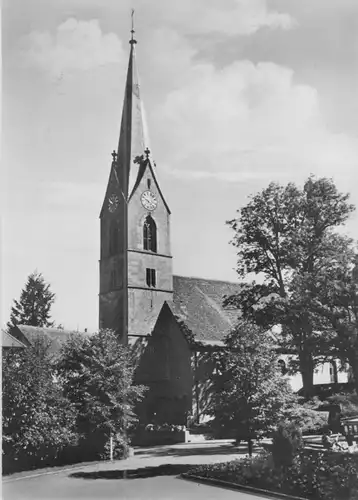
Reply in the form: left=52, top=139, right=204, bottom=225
left=3, top=442, right=273, bottom=500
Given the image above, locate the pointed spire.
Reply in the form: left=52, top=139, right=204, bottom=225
left=112, top=11, right=153, bottom=202
left=101, top=15, right=169, bottom=219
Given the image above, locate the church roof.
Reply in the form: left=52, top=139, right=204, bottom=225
left=172, top=275, right=241, bottom=343
left=8, top=325, right=90, bottom=355
left=7, top=275, right=242, bottom=350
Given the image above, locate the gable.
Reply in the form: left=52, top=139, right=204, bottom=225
left=135, top=302, right=192, bottom=388
left=2, top=329, right=28, bottom=348
left=152, top=302, right=189, bottom=344
left=99, top=161, right=125, bottom=219
left=172, top=275, right=241, bottom=343
left=129, top=158, right=170, bottom=214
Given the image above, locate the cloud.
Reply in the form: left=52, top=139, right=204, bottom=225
left=132, top=0, right=296, bottom=35
left=150, top=46, right=358, bottom=187
left=16, top=0, right=296, bottom=78
left=18, top=18, right=124, bottom=78
left=13, top=11, right=357, bottom=193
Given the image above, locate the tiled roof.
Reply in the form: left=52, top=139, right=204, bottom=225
left=172, top=275, right=241, bottom=342
left=9, top=325, right=91, bottom=355
left=7, top=274, right=242, bottom=348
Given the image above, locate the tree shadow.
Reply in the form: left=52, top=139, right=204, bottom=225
left=70, top=463, right=193, bottom=480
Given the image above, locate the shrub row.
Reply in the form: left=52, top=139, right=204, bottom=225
left=3, top=431, right=130, bottom=475
left=188, top=449, right=358, bottom=500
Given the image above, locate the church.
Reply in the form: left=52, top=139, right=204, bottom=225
left=97, top=28, right=350, bottom=425
left=4, top=27, right=350, bottom=427
left=98, top=27, right=242, bottom=425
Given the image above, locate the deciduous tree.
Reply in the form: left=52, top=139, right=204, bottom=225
left=225, top=177, right=355, bottom=397
left=56, top=329, right=147, bottom=458
left=209, top=322, right=296, bottom=455
left=308, top=250, right=358, bottom=392
left=2, top=334, right=77, bottom=472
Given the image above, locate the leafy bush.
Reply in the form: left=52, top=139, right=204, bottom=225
left=189, top=453, right=273, bottom=487
left=328, top=392, right=358, bottom=419
left=272, top=421, right=303, bottom=468
left=284, top=397, right=329, bottom=435
left=188, top=450, right=358, bottom=499
left=300, top=412, right=329, bottom=435
left=100, top=432, right=130, bottom=460
left=143, top=423, right=186, bottom=432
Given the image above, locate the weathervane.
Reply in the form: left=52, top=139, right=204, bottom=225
left=130, top=9, right=137, bottom=45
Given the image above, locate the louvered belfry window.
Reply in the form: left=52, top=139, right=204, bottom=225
left=143, top=215, right=157, bottom=252
left=146, top=268, right=156, bottom=288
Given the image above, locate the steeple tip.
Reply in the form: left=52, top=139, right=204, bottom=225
left=129, top=9, right=137, bottom=45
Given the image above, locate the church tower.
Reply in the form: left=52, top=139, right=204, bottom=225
left=99, top=25, right=173, bottom=344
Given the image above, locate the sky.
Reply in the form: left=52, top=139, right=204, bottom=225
left=2, top=0, right=358, bottom=332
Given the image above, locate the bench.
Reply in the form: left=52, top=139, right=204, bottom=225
left=342, top=418, right=358, bottom=447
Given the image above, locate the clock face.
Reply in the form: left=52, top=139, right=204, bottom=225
left=108, top=194, right=119, bottom=213
left=141, top=190, right=158, bottom=211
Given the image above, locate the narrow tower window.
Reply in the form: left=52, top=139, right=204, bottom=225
left=147, top=179, right=151, bottom=189
left=146, top=268, right=156, bottom=288
left=143, top=216, right=157, bottom=252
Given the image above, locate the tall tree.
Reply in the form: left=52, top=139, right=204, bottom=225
left=307, top=248, right=358, bottom=391
left=8, top=271, right=56, bottom=328
left=2, top=334, right=77, bottom=471
left=225, top=177, right=355, bottom=397
left=56, top=329, right=147, bottom=458
left=209, top=322, right=296, bottom=456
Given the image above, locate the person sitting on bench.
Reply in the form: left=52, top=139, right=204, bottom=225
left=322, top=430, right=334, bottom=449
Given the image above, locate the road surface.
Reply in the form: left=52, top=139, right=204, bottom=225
left=3, top=441, right=274, bottom=500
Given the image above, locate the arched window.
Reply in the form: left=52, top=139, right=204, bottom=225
left=109, top=220, right=119, bottom=256
left=143, top=216, right=157, bottom=252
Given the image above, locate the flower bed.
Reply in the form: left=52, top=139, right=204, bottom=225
left=131, top=424, right=189, bottom=446
left=186, top=450, right=358, bottom=500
